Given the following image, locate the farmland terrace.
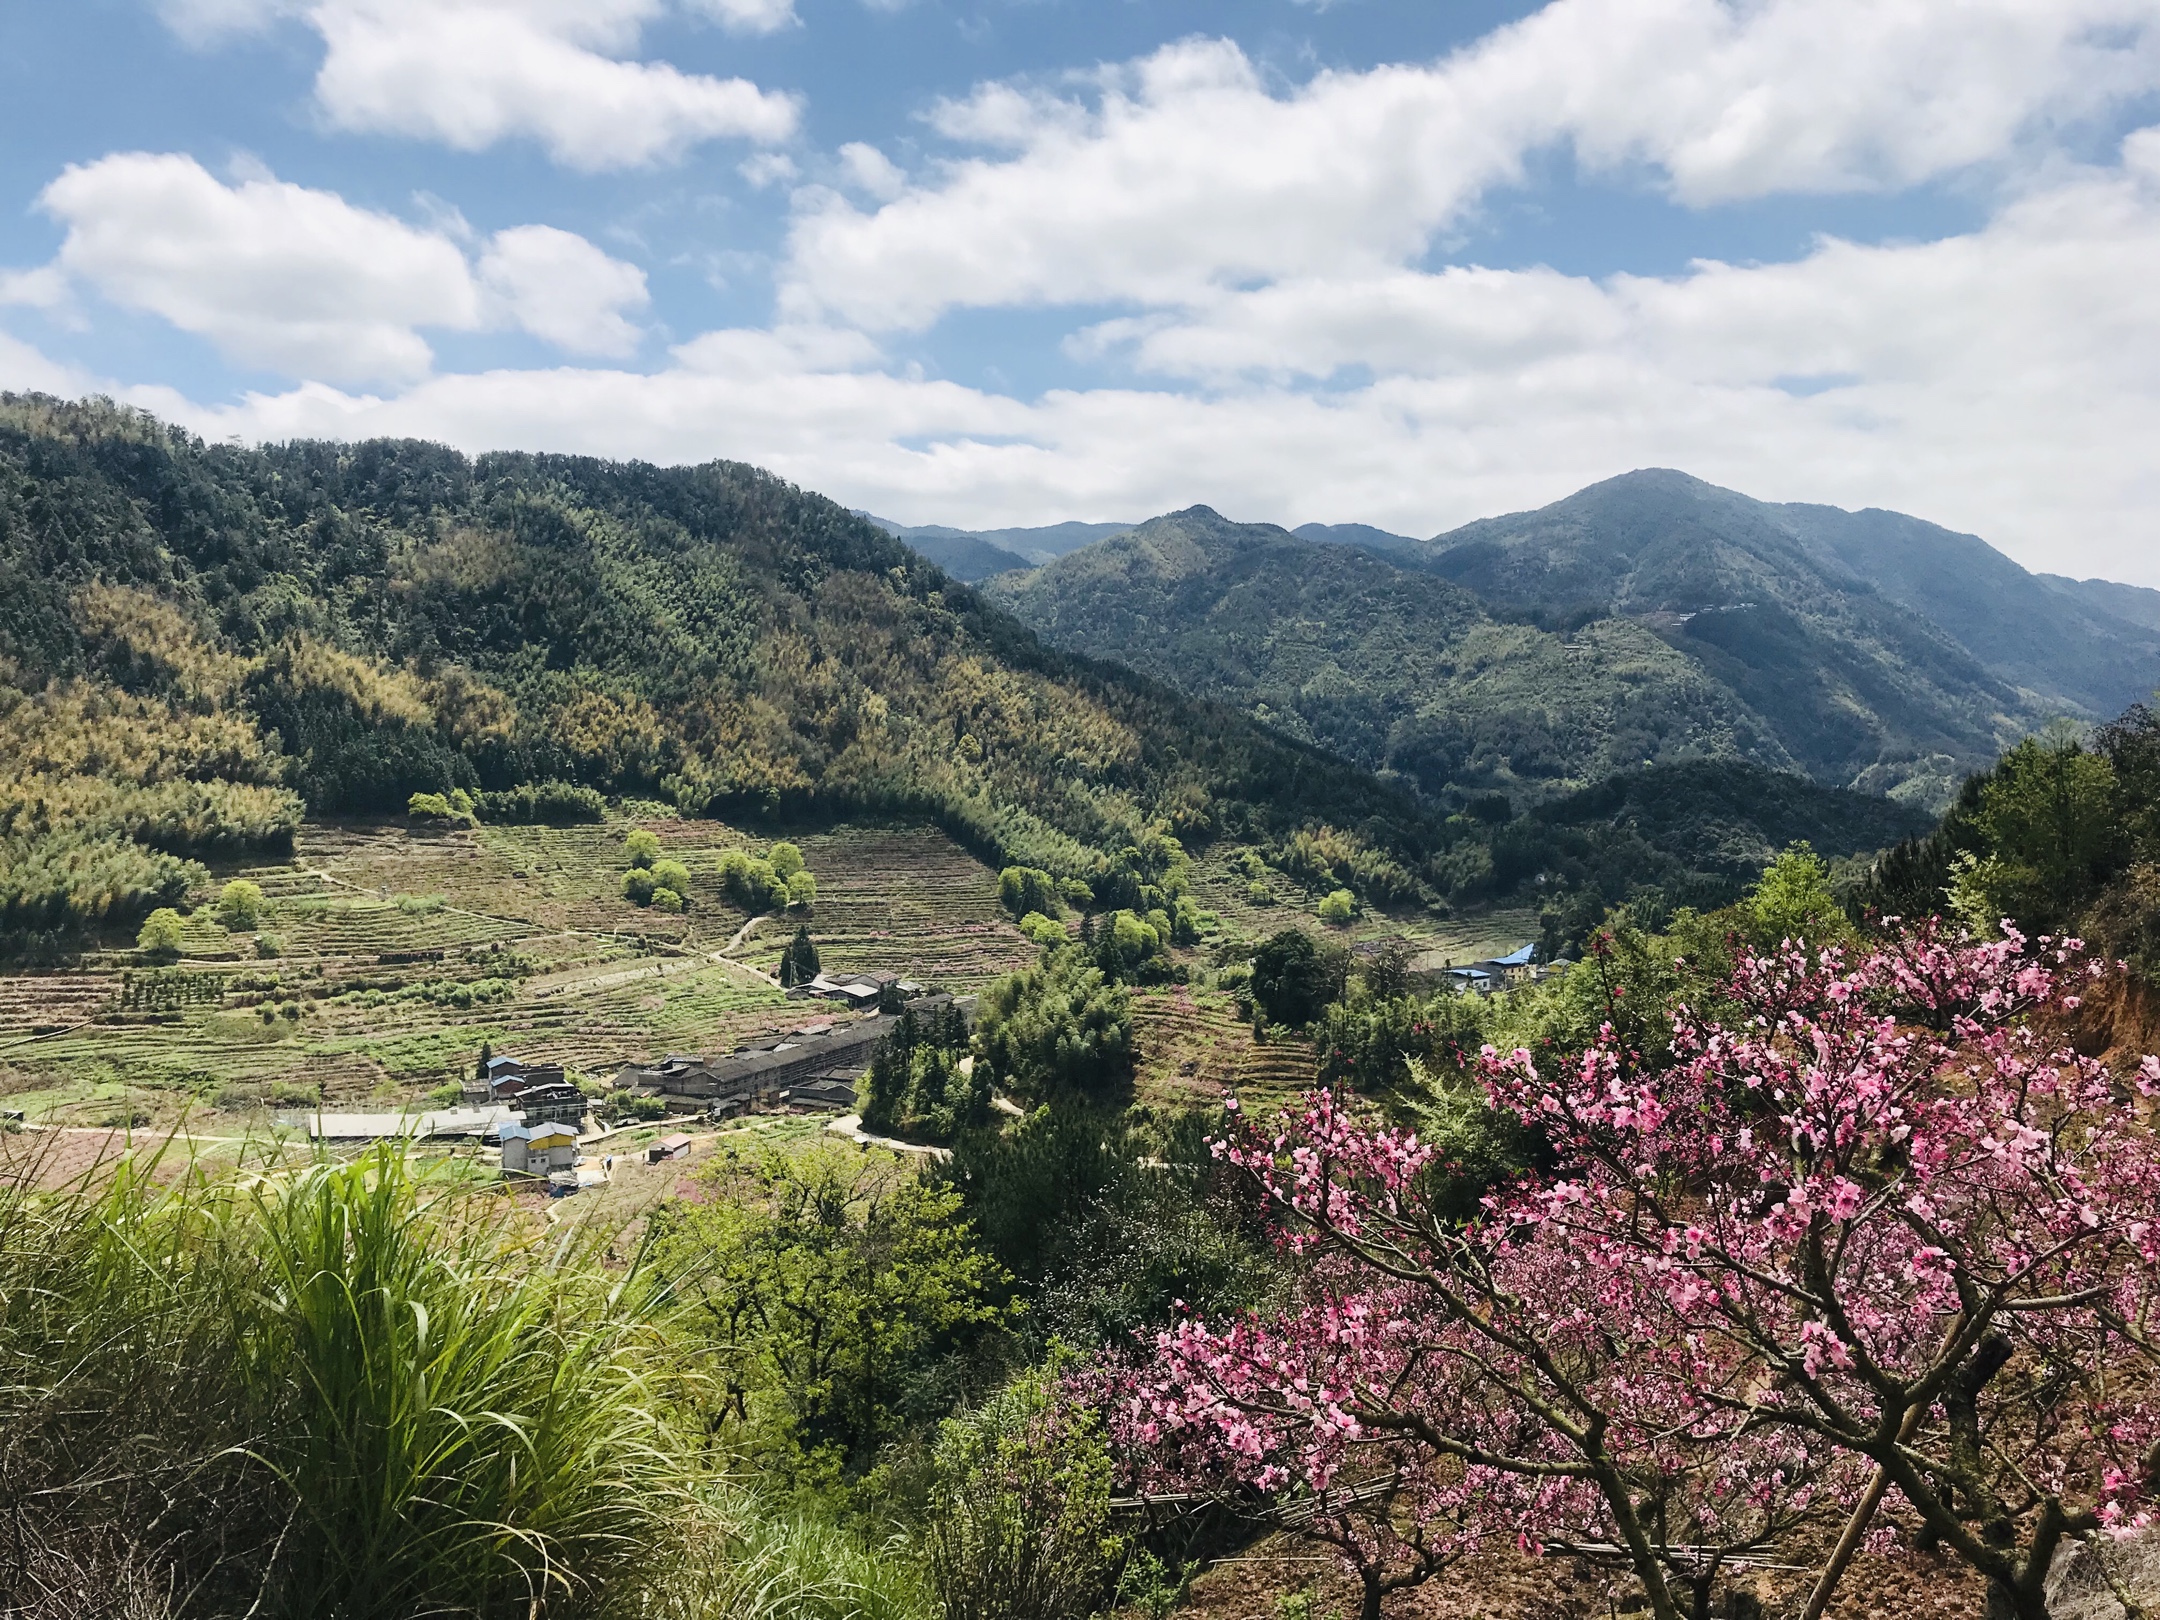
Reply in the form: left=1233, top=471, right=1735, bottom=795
left=0, top=818, right=1036, bottom=1132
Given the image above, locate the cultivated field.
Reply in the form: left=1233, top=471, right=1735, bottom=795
left=0, top=816, right=1035, bottom=1130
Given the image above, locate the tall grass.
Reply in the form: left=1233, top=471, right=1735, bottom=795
left=0, top=1137, right=938, bottom=1620
left=236, top=1150, right=687, bottom=1619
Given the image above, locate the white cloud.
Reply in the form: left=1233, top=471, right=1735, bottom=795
left=41, top=152, right=478, bottom=383
left=784, top=1, right=2160, bottom=328
left=153, top=0, right=798, bottom=169
left=151, top=0, right=303, bottom=45
left=43, top=130, right=2153, bottom=585
left=837, top=143, right=907, bottom=201
left=311, top=0, right=798, bottom=169
left=0, top=265, right=70, bottom=311
left=478, top=226, right=649, bottom=358
left=684, top=0, right=799, bottom=34
left=740, top=151, right=801, bottom=189
left=31, top=153, right=650, bottom=381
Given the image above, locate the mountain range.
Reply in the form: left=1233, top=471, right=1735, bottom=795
left=0, top=396, right=1937, bottom=945
left=983, top=471, right=2160, bottom=812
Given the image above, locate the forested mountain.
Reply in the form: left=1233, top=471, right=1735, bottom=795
left=988, top=472, right=2160, bottom=815
left=986, top=505, right=1797, bottom=803
left=1421, top=469, right=2160, bottom=794
left=2, top=395, right=1456, bottom=940
left=0, top=396, right=1940, bottom=953
left=1291, top=520, right=1421, bottom=554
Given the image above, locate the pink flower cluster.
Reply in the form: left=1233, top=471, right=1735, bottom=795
left=1117, top=924, right=2160, bottom=1615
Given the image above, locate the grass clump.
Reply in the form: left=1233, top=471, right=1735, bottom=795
left=0, top=1139, right=716, bottom=1619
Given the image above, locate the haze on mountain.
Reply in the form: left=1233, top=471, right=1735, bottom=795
left=987, top=470, right=2160, bottom=814
left=856, top=514, right=1133, bottom=581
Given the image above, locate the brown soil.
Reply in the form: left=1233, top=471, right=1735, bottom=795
left=1168, top=1529, right=1987, bottom=1620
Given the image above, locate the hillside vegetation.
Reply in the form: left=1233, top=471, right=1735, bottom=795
left=986, top=505, right=1798, bottom=802
left=988, top=473, right=2160, bottom=818
left=0, top=395, right=1451, bottom=943
left=0, top=397, right=1937, bottom=951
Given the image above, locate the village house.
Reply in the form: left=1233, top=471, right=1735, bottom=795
left=616, top=994, right=967, bottom=1116
left=499, top=1118, right=580, bottom=1174
left=478, top=1053, right=566, bottom=1102
left=513, top=1080, right=590, bottom=1127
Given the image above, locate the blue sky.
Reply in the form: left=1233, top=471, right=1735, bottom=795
left=3, top=0, right=2158, bottom=580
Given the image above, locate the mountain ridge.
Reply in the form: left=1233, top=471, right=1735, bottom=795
left=990, top=471, right=2160, bottom=813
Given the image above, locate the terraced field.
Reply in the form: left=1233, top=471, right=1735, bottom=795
left=742, top=826, right=1041, bottom=989
left=0, top=816, right=1033, bottom=1129
left=1128, top=984, right=1319, bottom=1117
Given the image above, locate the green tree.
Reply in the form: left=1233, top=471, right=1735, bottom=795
left=975, top=948, right=1133, bottom=1101
left=1251, top=928, right=1343, bottom=1028
left=998, top=866, right=1062, bottom=920
left=649, top=857, right=692, bottom=897
left=649, top=887, right=684, bottom=913
left=215, top=879, right=264, bottom=931
left=137, top=907, right=185, bottom=956
left=620, top=868, right=657, bottom=906
left=779, top=926, right=820, bottom=987
left=1745, top=841, right=1849, bottom=948
left=1091, top=908, right=1166, bottom=983
left=767, top=841, right=804, bottom=881
left=1949, top=729, right=2123, bottom=935
left=622, top=828, right=661, bottom=869
left=923, top=1350, right=1125, bottom=1620
left=1318, top=887, right=1356, bottom=926
left=653, top=1145, right=1011, bottom=1487
left=785, top=868, right=817, bottom=910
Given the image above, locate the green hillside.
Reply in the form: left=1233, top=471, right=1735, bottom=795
left=0, top=395, right=1457, bottom=943
left=1421, top=469, right=2160, bottom=796
left=986, top=505, right=1798, bottom=802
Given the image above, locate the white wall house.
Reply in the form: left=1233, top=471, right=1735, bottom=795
left=500, top=1119, right=580, bottom=1174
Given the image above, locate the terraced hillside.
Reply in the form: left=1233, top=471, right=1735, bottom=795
left=0, top=816, right=1034, bottom=1130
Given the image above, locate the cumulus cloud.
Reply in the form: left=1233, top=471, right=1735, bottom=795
left=785, top=0, right=2160, bottom=328
left=30, top=153, right=648, bottom=382
left=312, top=0, right=798, bottom=168
left=155, top=0, right=798, bottom=168
left=14, top=130, right=2147, bottom=581
left=478, top=226, right=649, bottom=358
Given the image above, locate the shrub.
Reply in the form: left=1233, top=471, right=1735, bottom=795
left=1017, top=911, right=1066, bottom=948
left=215, top=879, right=264, bottom=931
left=136, top=907, right=185, bottom=956
left=622, top=869, right=657, bottom=906
left=767, top=842, right=804, bottom=881
left=650, top=887, right=684, bottom=913
left=256, top=932, right=283, bottom=958
left=406, top=791, right=454, bottom=823
left=0, top=1143, right=689, bottom=1620
left=650, top=858, right=692, bottom=897
left=478, top=780, right=607, bottom=825
left=1318, top=888, right=1356, bottom=926
left=923, top=1353, right=1123, bottom=1620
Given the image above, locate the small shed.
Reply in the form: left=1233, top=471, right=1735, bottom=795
left=501, top=1119, right=581, bottom=1174
left=646, top=1132, right=693, bottom=1164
